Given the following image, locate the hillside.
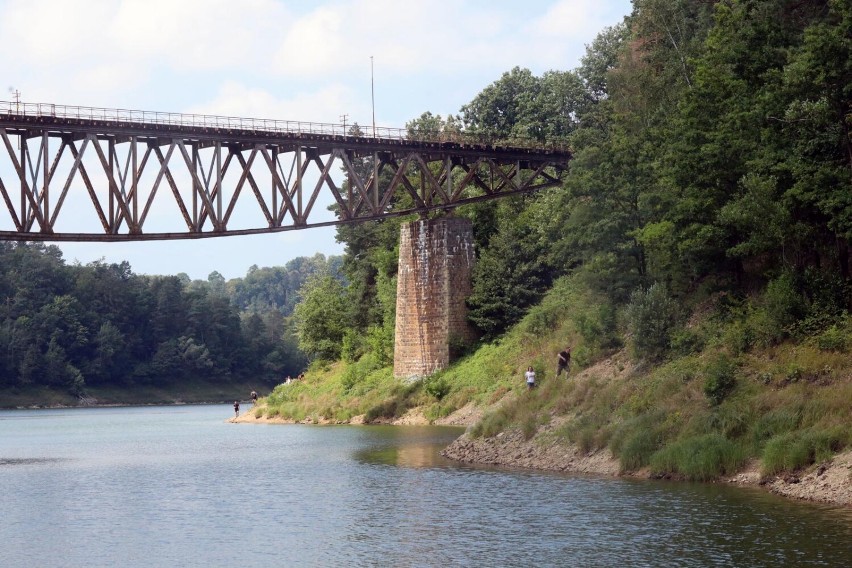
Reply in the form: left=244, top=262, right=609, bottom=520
left=248, top=271, right=852, bottom=506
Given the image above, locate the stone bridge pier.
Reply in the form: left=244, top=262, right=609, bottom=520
left=393, top=217, right=478, bottom=379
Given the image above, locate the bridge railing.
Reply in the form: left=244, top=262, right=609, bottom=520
left=0, top=100, right=570, bottom=153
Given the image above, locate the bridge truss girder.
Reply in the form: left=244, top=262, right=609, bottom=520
left=0, top=119, right=569, bottom=242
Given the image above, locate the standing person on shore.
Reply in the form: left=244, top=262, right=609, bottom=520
left=525, top=366, right=537, bottom=390
left=556, top=347, right=571, bottom=378
left=233, top=400, right=240, bottom=418
left=251, top=390, right=258, bottom=403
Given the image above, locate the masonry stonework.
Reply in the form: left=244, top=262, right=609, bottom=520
left=394, top=217, right=477, bottom=379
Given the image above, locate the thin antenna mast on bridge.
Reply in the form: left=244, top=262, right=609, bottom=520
left=370, top=56, right=376, bottom=138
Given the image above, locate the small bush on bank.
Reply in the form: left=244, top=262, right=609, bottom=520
left=703, top=354, right=737, bottom=405
left=610, top=412, right=667, bottom=471
left=471, top=406, right=512, bottom=438
left=761, top=428, right=849, bottom=476
left=650, top=434, right=745, bottom=481
left=423, top=375, right=451, bottom=401
left=562, top=413, right=611, bottom=453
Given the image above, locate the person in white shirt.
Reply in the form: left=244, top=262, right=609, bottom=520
left=525, top=366, right=536, bottom=390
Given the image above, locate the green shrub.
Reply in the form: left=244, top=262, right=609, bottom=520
left=703, top=354, right=737, bottom=405
left=340, top=354, right=381, bottom=393
left=761, top=428, right=849, bottom=475
left=816, top=325, right=848, bottom=352
left=650, top=434, right=745, bottom=481
left=366, top=324, right=394, bottom=365
left=670, top=328, right=704, bottom=356
left=423, top=375, right=451, bottom=401
left=722, top=319, right=755, bottom=354
left=750, top=272, right=805, bottom=344
left=626, top=283, right=679, bottom=361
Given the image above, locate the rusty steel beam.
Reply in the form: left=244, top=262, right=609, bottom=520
left=0, top=102, right=571, bottom=242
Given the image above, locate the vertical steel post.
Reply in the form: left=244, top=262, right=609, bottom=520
left=216, top=141, right=222, bottom=228
left=271, top=145, right=278, bottom=227
left=20, top=136, right=26, bottom=228
left=131, top=136, right=138, bottom=231
left=108, top=137, right=115, bottom=232
left=373, top=152, right=379, bottom=210
left=42, top=131, right=49, bottom=230
left=296, top=146, right=303, bottom=222
left=192, top=143, right=198, bottom=229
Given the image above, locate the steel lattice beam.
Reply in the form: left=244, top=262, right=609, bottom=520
left=0, top=103, right=570, bottom=242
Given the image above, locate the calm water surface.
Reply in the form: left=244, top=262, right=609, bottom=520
left=1, top=404, right=850, bottom=567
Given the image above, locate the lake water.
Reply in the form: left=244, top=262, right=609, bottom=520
left=1, top=404, right=850, bottom=567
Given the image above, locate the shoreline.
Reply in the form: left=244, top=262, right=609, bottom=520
left=236, top=403, right=851, bottom=508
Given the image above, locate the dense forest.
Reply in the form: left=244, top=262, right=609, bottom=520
left=0, top=243, right=339, bottom=397
left=295, top=0, right=851, bottom=365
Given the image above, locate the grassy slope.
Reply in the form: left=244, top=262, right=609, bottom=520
left=260, top=274, right=852, bottom=481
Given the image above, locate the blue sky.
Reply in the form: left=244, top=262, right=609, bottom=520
left=0, top=0, right=632, bottom=280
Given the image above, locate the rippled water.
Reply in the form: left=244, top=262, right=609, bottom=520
left=1, top=405, right=850, bottom=567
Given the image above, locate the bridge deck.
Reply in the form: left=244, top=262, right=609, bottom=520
left=0, top=101, right=570, bottom=241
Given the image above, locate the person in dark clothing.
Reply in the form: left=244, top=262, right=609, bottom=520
left=233, top=400, right=240, bottom=418
left=556, top=347, right=571, bottom=378
left=251, top=390, right=258, bottom=403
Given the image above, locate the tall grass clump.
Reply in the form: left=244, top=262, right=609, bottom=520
left=470, top=406, right=513, bottom=439
left=609, top=412, right=668, bottom=471
left=650, top=434, right=746, bottom=481
left=761, top=428, right=850, bottom=476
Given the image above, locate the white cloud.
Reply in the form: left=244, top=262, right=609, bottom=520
left=188, top=81, right=360, bottom=124
left=109, top=0, right=288, bottom=70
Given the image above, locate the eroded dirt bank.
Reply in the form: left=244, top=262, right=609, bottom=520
left=442, top=428, right=852, bottom=507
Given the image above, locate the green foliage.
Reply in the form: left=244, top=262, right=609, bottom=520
left=750, top=409, right=801, bottom=450
left=228, top=254, right=342, bottom=315
left=470, top=407, right=512, bottom=439
left=761, top=428, right=850, bottom=476
left=0, top=243, right=326, bottom=400
left=423, top=375, right=451, bottom=401
left=650, top=434, right=746, bottom=482
left=702, top=354, right=737, bottom=406
left=339, top=354, right=383, bottom=394
left=293, top=273, right=349, bottom=361
left=626, top=283, right=679, bottom=361
left=816, top=324, right=848, bottom=352
left=467, top=198, right=554, bottom=339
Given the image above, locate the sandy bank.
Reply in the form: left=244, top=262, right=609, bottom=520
left=228, top=401, right=482, bottom=426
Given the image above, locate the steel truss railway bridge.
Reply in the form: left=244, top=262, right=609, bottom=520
left=0, top=101, right=571, bottom=242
